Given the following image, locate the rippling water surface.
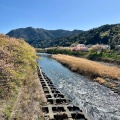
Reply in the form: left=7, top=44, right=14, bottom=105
left=37, top=53, right=120, bottom=120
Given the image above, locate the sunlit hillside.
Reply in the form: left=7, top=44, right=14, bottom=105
left=0, top=34, right=43, bottom=119
left=0, top=34, right=37, bottom=97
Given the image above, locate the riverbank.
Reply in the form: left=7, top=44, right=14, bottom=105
left=37, top=47, right=120, bottom=65
left=0, top=35, right=45, bottom=119
left=10, top=71, right=45, bottom=120
left=52, top=54, right=120, bottom=94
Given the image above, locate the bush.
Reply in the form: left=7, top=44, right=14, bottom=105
left=0, top=34, right=37, bottom=118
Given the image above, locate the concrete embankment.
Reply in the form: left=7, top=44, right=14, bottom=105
left=52, top=54, right=120, bottom=94
left=37, top=66, right=89, bottom=120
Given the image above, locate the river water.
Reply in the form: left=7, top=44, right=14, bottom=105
left=37, top=53, right=120, bottom=120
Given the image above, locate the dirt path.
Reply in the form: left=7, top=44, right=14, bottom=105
left=10, top=72, right=46, bottom=120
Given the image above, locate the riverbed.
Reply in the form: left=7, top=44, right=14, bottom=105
left=37, top=53, right=120, bottom=120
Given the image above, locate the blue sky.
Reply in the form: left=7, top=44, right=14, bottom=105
left=1, top=0, right=120, bottom=33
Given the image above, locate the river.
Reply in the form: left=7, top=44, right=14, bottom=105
left=37, top=53, right=120, bottom=120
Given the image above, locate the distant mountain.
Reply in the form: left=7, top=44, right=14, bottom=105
left=7, top=27, right=83, bottom=48
left=52, top=24, right=120, bottom=47
left=7, top=24, right=120, bottom=48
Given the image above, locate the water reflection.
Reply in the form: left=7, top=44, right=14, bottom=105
left=37, top=53, right=120, bottom=120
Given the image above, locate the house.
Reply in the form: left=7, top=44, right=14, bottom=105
left=71, top=44, right=88, bottom=51
left=116, top=45, right=120, bottom=49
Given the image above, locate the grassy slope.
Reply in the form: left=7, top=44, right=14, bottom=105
left=52, top=54, right=120, bottom=91
left=0, top=34, right=43, bottom=119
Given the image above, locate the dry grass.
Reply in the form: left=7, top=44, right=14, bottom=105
left=94, top=77, right=106, bottom=84
left=10, top=72, right=45, bottom=120
left=0, top=34, right=43, bottom=119
left=52, top=54, right=120, bottom=81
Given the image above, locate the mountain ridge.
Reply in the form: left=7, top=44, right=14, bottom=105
left=7, top=27, right=83, bottom=47
left=52, top=24, right=120, bottom=47
left=7, top=23, right=120, bottom=48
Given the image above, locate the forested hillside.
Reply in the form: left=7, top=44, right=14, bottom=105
left=7, top=27, right=82, bottom=48
left=7, top=24, right=120, bottom=48
left=53, top=24, right=120, bottom=47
